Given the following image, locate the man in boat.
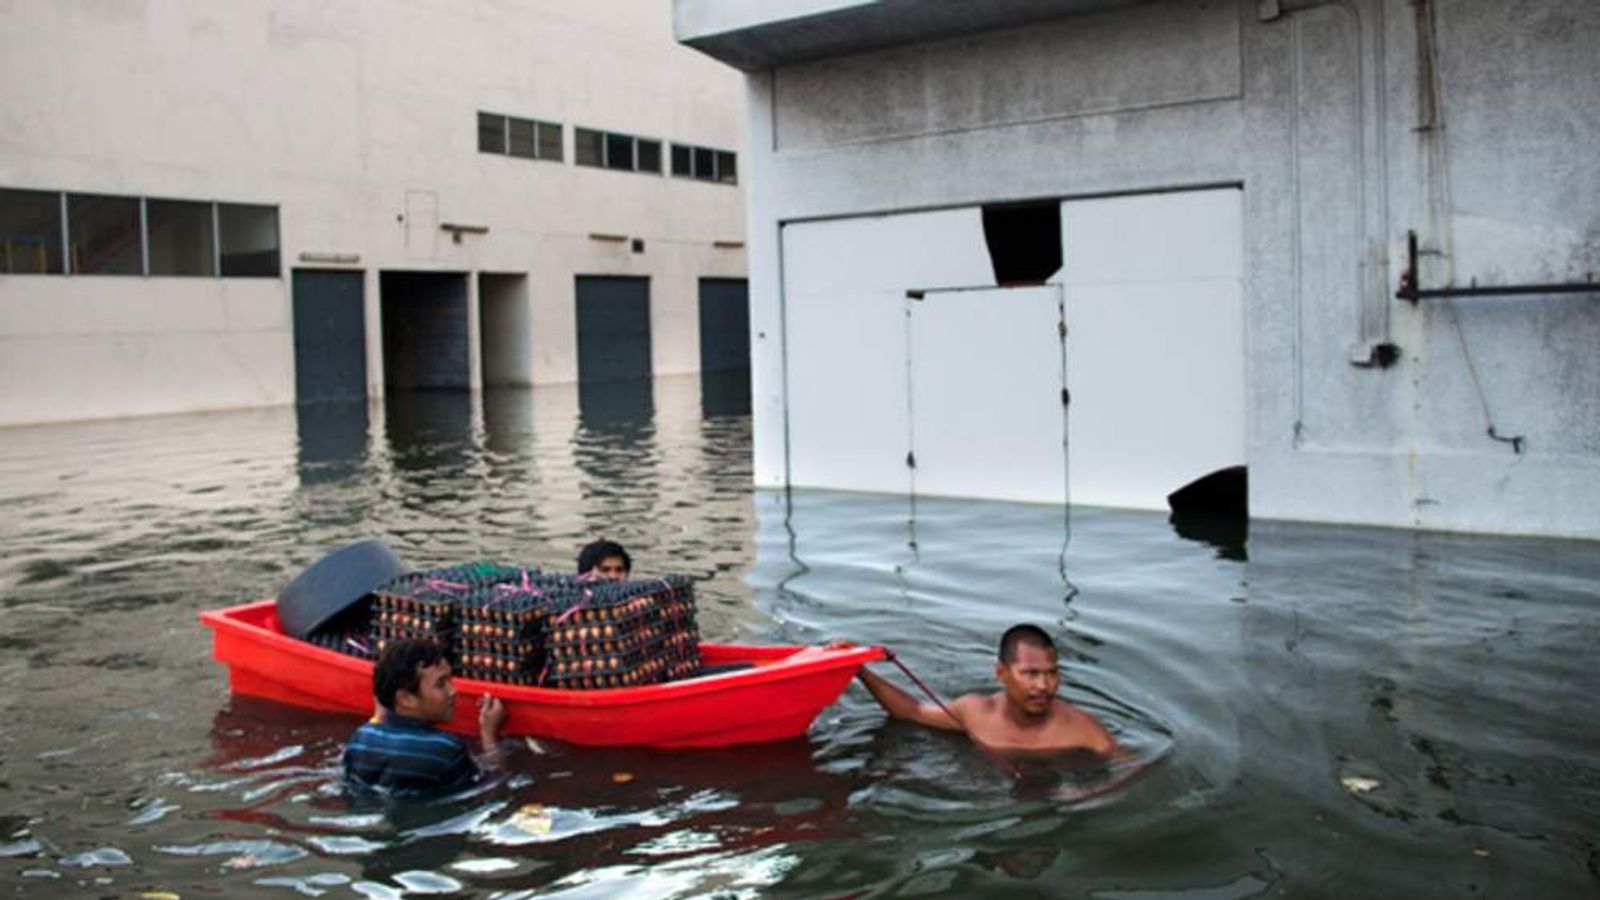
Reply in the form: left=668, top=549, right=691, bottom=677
left=343, top=639, right=507, bottom=796
left=831, top=624, right=1118, bottom=756
left=576, top=538, right=631, bottom=582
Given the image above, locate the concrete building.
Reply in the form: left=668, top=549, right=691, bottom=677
left=0, top=0, right=748, bottom=425
left=676, top=0, right=1600, bottom=539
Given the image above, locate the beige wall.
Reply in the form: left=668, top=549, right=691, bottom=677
left=0, top=0, right=747, bottom=425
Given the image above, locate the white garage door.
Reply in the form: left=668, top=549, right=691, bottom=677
left=778, top=187, right=1243, bottom=510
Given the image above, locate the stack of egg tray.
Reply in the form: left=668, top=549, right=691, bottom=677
left=542, top=574, right=701, bottom=691
left=369, top=562, right=526, bottom=660
left=454, top=571, right=577, bottom=685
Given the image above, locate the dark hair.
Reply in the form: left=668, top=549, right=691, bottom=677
left=998, top=624, right=1058, bottom=664
left=373, top=639, right=448, bottom=709
left=577, top=539, right=631, bottom=575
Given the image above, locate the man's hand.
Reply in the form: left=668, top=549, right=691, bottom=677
left=478, top=694, right=508, bottom=771
left=479, top=695, right=507, bottom=740
left=824, top=639, right=894, bottom=662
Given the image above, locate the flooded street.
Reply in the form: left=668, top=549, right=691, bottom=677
left=1, top=375, right=1597, bottom=897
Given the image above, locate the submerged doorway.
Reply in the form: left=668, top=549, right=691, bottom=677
left=698, top=277, right=751, bottom=417
left=575, top=276, right=651, bottom=384
left=292, top=269, right=367, bottom=403
left=380, top=271, right=470, bottom=390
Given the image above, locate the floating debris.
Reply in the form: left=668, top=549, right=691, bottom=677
left=1340, top=776, right=1381, bottom=795
left=613, top=771, right=635, bottom=784
left=0, top=838, right=42, bottom=858
left=507, top=804, right=553, bottom=835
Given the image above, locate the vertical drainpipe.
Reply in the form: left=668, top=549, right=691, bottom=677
left=1408, top=0, right=1448, bottom=525
left=211, top=202, right=223, bottom=277
left=139, top=198, right=150, bottom=277
left=60, top=193, right=72, bottom=275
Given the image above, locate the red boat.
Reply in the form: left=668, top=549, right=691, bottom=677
left=200, top=600, right=885, bottom=749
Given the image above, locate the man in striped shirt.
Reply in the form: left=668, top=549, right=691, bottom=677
left=343, top=639, right=506, bottom=797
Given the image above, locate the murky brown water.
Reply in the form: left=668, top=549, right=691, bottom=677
left=1, top=375, right=1597, bottom=897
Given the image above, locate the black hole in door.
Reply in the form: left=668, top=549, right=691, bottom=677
left=981, top=202, right=1062, bottom=285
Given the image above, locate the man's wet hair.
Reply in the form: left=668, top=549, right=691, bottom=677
left=998, top=624, right=1058, bottom=664
left=577, top=539, right=631, bottom=575
left=373, top=639, right=448, bottom=709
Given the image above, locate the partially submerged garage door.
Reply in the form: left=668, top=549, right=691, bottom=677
left=576, top=276, right=651, bottom=384
left=779, top=188, right=1243, bottom=509
left=292, top=269, right=366, bottom=403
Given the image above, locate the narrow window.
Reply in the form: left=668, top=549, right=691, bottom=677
left=68, top=193, right=142, bottom=275
left=508, top=118, right=537, bottom=158
left=217, top=203, right=280, bottom=278
left=605, top=132, right=634, bottom=171
left=636, top=139, right=662, bottom=174
left=670, top=144, right=691, bottom=177
left=716, top=151, right=737, bottom=184
left=537, top=121, right=563, bottom=161
left=693, top=147, right=715, bottom=181
left=0, top=188, right=64, bottom=274
left=146, top=198, right=215, bottom=276
left=478, top=112, right=507, bottom=154
left=575, top=128, right=604, bottom=167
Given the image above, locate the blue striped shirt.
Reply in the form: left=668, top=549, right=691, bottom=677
left=341, top=714, right=481, bottom=797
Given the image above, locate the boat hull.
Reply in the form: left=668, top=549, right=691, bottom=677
left=200, top=600, right=883, bottom=748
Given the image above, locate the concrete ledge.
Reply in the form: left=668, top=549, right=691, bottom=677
left=676, top=0, right=1158, bottom=71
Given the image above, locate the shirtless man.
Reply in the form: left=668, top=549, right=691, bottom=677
left=833, top=624, right=1117, bottom=756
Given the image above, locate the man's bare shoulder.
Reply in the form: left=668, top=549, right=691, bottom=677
left=1049, top=699, right=1117, bottom=748
left=951, top=691, right=1003, bottom=715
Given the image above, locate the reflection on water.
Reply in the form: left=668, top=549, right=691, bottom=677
left=0, top=373, right=1597, bottom=897
left=700, top=368, right=752, bottom=420
left=294, top=401, right=370, bottom=487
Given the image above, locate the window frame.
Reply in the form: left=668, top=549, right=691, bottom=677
left=0, top=187, right=67, bottom=275
left=575, top=128, right=667, bottom=175
left=481, top=110, right=563, bottom=162
left=668, top=143, right=738, bottom=186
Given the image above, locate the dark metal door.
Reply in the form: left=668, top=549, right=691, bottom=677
left=575, top=276, right=651, bottom=384
left=292, top=270, right=367, bottom=403
left=381, top=272, right=470, bottom=390
left=697, top=278, right=750, bottom=373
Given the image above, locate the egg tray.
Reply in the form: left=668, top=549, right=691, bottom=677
left=545, top=618, right=700, bottom=661
left=543, top=644, right=702, bottom=691
left=303, top=622, right=376, bottom=659
left=455, top=646, right=543, bottom=685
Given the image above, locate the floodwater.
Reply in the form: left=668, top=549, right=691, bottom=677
left=1, top=374, right=1597, bottom=898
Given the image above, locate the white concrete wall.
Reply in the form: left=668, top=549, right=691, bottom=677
left=722, top=0, right=1600, bottom=538
left=0, top=0, right=747, bottom=426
